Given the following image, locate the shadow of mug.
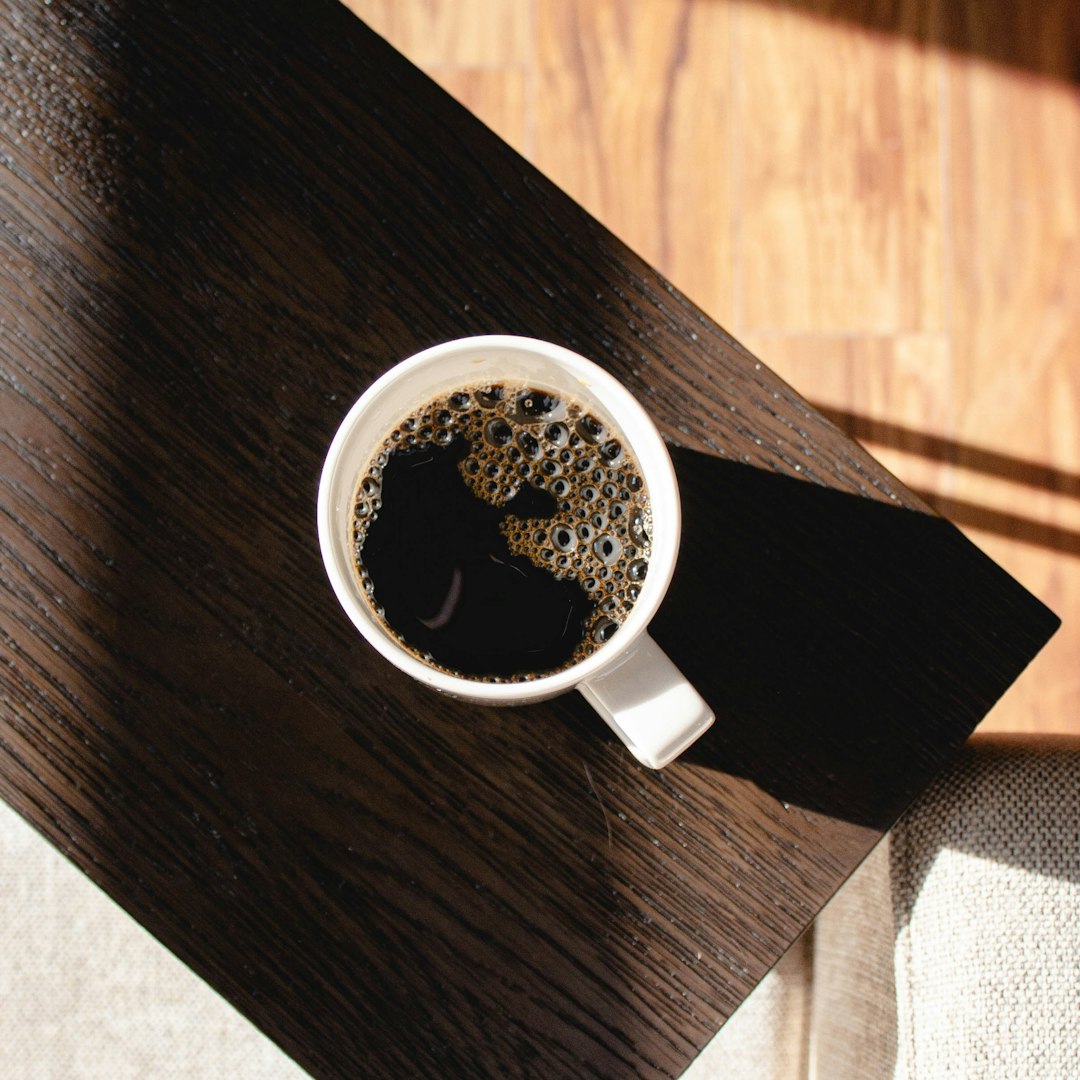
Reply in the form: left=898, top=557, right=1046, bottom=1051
left=641, top=445, right=1059, bottom=830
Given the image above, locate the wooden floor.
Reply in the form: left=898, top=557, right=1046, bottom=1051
left=344, top=0, right=1079, bottom=736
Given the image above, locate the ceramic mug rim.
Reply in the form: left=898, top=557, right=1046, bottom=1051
left=316, top=335, right=681, bottom=704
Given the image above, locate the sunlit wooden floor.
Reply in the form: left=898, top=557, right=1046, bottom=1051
left=345, top=0, right=1079, bottom=736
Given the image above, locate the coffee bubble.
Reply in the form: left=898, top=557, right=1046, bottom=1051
left=485, top=418, right=513, bottom=447
left=593, top=535, right=622, bottom=565
left=517, top=431, right=542, bottom=459
left=544, top=422, right=569, bottom=447
left=576, top=415, right=605, bottom=444
left=551, top=524, right=576, bottom=552
left=599, top=439, right=623, bottom=464
left=516, top=390, right=562, bottom=419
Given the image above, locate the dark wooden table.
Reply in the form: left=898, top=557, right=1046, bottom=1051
left=0, top=2, right=1059, bottom=1077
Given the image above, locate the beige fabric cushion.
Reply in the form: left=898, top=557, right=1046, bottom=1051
left=0, top=803, right=308, bottom=1079
left=687, top=735, right=1080, bottom=1080
left=888, top=736, right=1080, bottom=1079
left=808, top=839, right=897, bottom=1079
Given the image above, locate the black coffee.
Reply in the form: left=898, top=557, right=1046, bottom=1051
left=351, top=383, right=652, bottom=681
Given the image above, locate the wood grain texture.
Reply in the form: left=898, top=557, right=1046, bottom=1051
left=736, top=0, right=943, bottom=334
left=0, top=1, right=1059, bottom=1078
left=533, top=0, right=734, bottom=320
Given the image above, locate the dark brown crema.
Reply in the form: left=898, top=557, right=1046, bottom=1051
left=351, top=383, right=652, bottom=681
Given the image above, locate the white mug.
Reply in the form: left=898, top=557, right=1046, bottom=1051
left=317, top=335, right=713, bottom=768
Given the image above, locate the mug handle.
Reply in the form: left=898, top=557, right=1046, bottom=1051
left=578, top=634, right=714, bottom=769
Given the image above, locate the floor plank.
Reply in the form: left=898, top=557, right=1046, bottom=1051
left=944, top=42, right=1080, bottom=734
left=735, top=1, right=944, bottom=334
left=533, top=0, right=734, bottom=319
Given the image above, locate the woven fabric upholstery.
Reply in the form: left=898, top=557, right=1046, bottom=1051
left=807, top=838, right=898, bottom=1079
left=0, top=805, right=307, bottom=1079
left=687, top=735, right=1080, bottom=1080
left=888, top=736, right=1080, bottom=1079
